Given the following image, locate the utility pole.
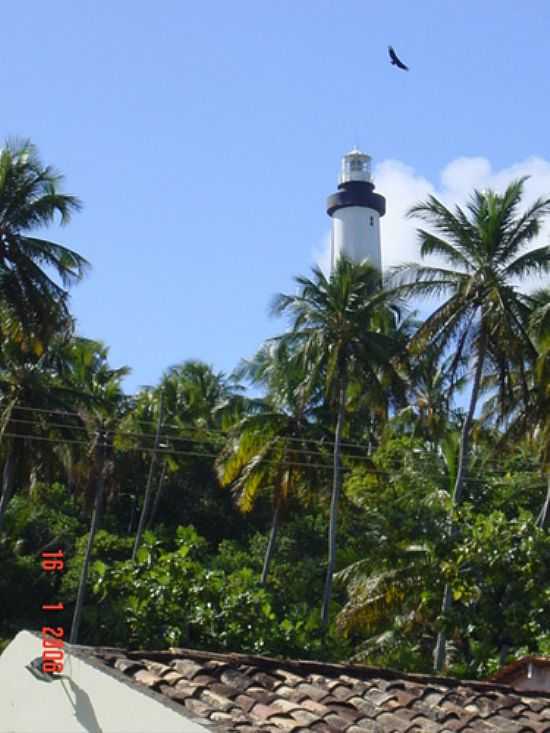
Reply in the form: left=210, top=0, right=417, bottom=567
left=132, top=396, right=163, bottom=560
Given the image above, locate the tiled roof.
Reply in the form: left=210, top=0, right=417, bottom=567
left=87, top=646, right=550, bottom=732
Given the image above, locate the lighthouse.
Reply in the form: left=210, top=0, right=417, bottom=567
left=326, top=148, right=386, bottom=272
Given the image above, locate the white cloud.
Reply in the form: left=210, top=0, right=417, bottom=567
left=375, top=159, right=434, bottom=271
left=312, top=230, right=332, bottom=277
left=316, top=155, right=550, bottom=293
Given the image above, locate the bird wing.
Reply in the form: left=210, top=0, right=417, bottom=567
left=388, top=45, right=409, bottom=70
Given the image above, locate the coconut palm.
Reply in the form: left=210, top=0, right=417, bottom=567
left=484, top=288, right=550, bottom=528
left=51, top=338, right=130, bottom=501
left=218, top=340, right=324, bottom=584
left=335, top=544, right=436, bottom=659
left=0, top=140, right=88, bottom=351
left=396, top=350, right=467, bottom=447
left=128, top=388, right=164, bottom=560
left=530, top=289, right=550, bottom=527
left=393, top=178, right=550, bottom=670
left=161, top=360, right=247, bottom=431
left=272, top=257, right=404, bottom=625
left=120, top=360, right=249, bottom=551
left=334, top=309, right=415, bottom=452
left=118, top=383, right=177, bottom=549
left=0, top=336, right=79, bottom=531
left=64, top=339, right=129, bottom=644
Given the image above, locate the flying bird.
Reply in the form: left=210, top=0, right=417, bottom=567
left=388, top=46, right=409, bottom=71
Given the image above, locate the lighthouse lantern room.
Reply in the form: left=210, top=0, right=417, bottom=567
left=326, top=148, right=386, bottom=273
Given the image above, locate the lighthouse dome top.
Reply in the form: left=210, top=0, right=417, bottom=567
left=339, top=147, right=372, bottom=185
left=338, top=147, right=371, bottom=183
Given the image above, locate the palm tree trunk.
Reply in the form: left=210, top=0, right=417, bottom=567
left=147, top=461, right=167, bottom=530
left=0, top=441, right=16, bottom=534
left=69, top=437, right=105, bottom=644
left=451, top=335, right=487, bottom=507
left=261, top=502, right=281, bottom=586
left=321, top=375, right=347, bottom=627
left=132, top=397, right=163, bottom=560
left=127, top=494, right=137, bottom=534
left=536, top=473, right=550, bottom=529
left=434, top=327, right=487, bottom=672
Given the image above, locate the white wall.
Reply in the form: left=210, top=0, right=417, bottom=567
left=331, top=206, right=381, bottom=272
left=0, top=631, right=210, bottom=733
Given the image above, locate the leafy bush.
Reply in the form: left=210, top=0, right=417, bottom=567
left=83, top=525, right=349, bottom=660
left=4, top=482, right=81, bottom=553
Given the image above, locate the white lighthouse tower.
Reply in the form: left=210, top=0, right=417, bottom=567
left=326, top=148, right=386, bottom=272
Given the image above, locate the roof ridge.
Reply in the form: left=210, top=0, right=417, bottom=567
left=93, top=646, right=550, bottom=700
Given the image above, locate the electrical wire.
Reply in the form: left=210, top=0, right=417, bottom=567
left=6, top=404, right=544, bottom=470
left=6, top=404, right=392, bottom=452
left=6, top=401, right=546, bottom=472
left=0, top=430, right=349, bottom=473
left=4, top=415, right=543, bottom=478
left=1, top=428, right=545, bottom=485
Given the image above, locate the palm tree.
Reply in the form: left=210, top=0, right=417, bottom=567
left=335, top=545, right=437, bottom=661
left=272, top=257, right=403, bottom=625
left=64, top=339, right=129, bottom=644
left=116, top=385, right=163, bottom=531
left=485, top=287, right=550, bottom=528
left=397, top=350, right=466, bottom=447
left=130, top=390, right=164, bottom=560
left=120, top=360, right=248, bottom=549
left=160, top=359, right=248, bottom=431
left=530, top=289, right=550, bottom=527
left=0, top=140, right=88, bottom=351
left=52, top=338, right=130, bottom=502
left=334, top=309, right=415, bottom=452
left=0, top=336, right=80, bottom=531
left=393, top=178, right=550, bottom=671
left=217, top=340, right=323, bottom=584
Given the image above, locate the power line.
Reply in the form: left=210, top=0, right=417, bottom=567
left=5, top=401, right=547, bottom=475
left=4, top=404, right=411, bottom=453
left=6, top=404, right=385, bottom=452
left=7, top=416, right=92, bottom=435
left=5, top=415, right=341, bottom=463
left=1, top=429, right=545, bottom=485
left=7, top=404, right=545, bottom=469
left=5, top=415, right=544, bottom=478
left=2, top=431, right=94, bottom=449
left=0, top=430, right=336, bottom=473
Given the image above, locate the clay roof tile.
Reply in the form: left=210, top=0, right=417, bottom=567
left=80, top=645, right=550, bottom=733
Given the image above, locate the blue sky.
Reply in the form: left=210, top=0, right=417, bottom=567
left=3, top=1, right=550, bottom=391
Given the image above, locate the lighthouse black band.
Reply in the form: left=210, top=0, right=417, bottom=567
left=326, top=181, right=386, bottom=217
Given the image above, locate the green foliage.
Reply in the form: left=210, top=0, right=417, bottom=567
left=1, top=165, right=550, bottom=678
left=84, top=525, right=349, bottom=660
left=0, top=545, right=58, bottom=636
left=4, top=482, right=81, bottom=553
left=0, top=445, right=548, bottom=676
left=337, top=432, right=550, bottom=673
left=0, top=139, right=87, bottom=351
left=442, top=508, right=550, bottom=678
left=215, top=512, right=329, bottom=608
left=344, top=433, right=450, bottom=555
left=61, top=528, right=135, bottom=601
